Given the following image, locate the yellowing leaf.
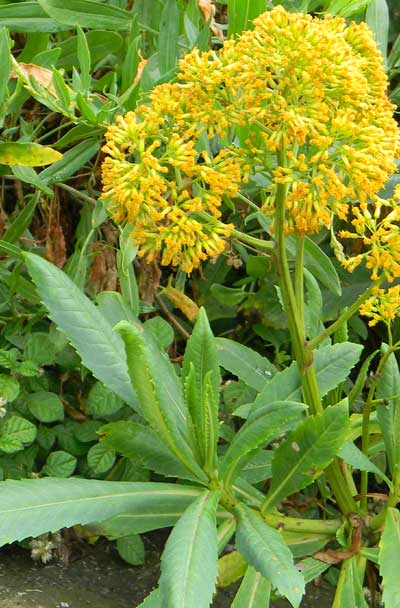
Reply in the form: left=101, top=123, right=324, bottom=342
left=0, top=143, right=63, bottom=167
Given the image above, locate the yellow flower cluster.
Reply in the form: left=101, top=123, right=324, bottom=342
left=360, top=286, right=400, bottom=327
left=101, top=87, right=242, bottom=272
left=101, top=5, right=398, bottom=271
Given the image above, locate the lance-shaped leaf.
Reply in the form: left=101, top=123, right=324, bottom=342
left=379, top=507, right=400, bottom=608
left=262, top=401, right=349, bottom=512
left=99, top=421, right=201, bottom=483
left=231, top=566, right=271, bottom=608
left=236, top=343, right=362, bottom=419
left=219, top=401, right=306, bottom=487
left=215, top=338, right=275, bottom=392
left=37, top=0, right=132, bottom=30
left=182, top=308, right=220, bottom=467
left=234, top=504, right=305, bottom=608
left=376, top=346, right=400, bottom=475
left=23, top=252, right=137, bottom=409
left=159, top=491, right=220, bottom=608
left=332, top=556, right=368, bottom=608
left=0, top=142, right=62, bottom=166
left=115, top=321, right=207, bottom=483
left=0, top=478, right=204, bottom=546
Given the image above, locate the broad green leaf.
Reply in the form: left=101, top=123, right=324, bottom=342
left=262, top=401, right=349, bottom=511
left=332, top=557, right=368, bottom=607
left=235, top=504, right=305, bottom=608
left=2, top=194, right=39, bottom=244
left=73, top=420, right=102, bottom=443
left=86, top=381, right=124, bottom=417
left=365, top=0, right=389, bottom=59
left=0, top=416, right=36, bottom=453
left=37, top=0, right=132, bottom=30
left=0, top=27, right=10, bottom=120
left=0, top=3, right=65, bottom=32
left=27, top=391, right=64, bottom=423
left=220, top=401, right=306, bottom=487
left=296, top=557, right=330, bottom=583
left=138, top=589, right=161, bottom=608
left=0, top=142, right=62, bottom=167
left=95, top=291, right=138, bottom=328
left=144, top=317, right=174, bottom=350
left=24, top=332, right=57, bottom=366
left=231, top=566, right=271, bottom=608
left=376, top=347, right=400, bottom=475
left=360, top=547, right=379, bottom=564
left=216, top=338, right=275, bottom=391
left=0, top=374, right=19, bottom=402
left=87, top=442, right=116, bottom=474
left=379, top=507, right=400, bottom=608
left=116, top=534, right=144, bottom=566
left=237, top=343, right=362, bottom=419
left=241, top=450, right=273, bottom=484
left=42, top=450, right=77, bottom=477
left=36, top=426, right=56, bottom=451
left=159, top=491, right=219, bottom=608
left=0, top=478, right=203, bottom=545
left=158, top=0, right=179, bottom=76
left=115, top=321, right=207, bottom=483
left=326, top=0, right=372, bottom=18
left=100, top=421, right=201, bottom=483
left=227, top=0, right=265, bottom=36
left=23, top=252, right=138, bottom=409
left=338, top=441, right=392, bottom=488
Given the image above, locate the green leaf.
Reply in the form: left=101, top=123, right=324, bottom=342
left=10, top=166, right=52, bottom=196
left=0, top=374, right=19, bottom=402
left=24, top=332, right=57, bottom=366
left=332, top=556, right=368, bottom=607
left=36, top=426, right=56, bottom=451
left=0, top=142, right=62, bottom=167
left=234, top=504, right=305, bottom=608
left=262, top=401, right=349, bottom=511
left=87, top=442, right=116, bottom=474
left=138, top=589, right=161, bottom=608
left=116, top=534, right=145, bottom=566
left=86, top=381, right=124, bottom=417
left=115, top=321, right=206, bottom=483
left=365, top=0, right=389, bottom=59
left=0, top=416, right=36, bottom=453
left=158, top=0, right=179, bottom=76
left=42, top=450, right=77, bottom=477
left=215, top=338, right=275, bottom=391
left=220, top=401, right=306, bottom=487
left=23, top=252, right=138, bottom=409
left=241, top=450, right=273, bottom=484
left=338, top=441, right=391, bottom=488
left=76, top=26, right=91, bottom=90
left=37, top=0, right=132, bottom=30
left=159, top=491, right=219, bottom=608
left=231, top=566, right=271, bottom=608
left=39, top=140, right=99, bottom=185
left=58, top=30, right=123, bottom=69
left=0, top=478, right=204, bottom=545
left=144, top=317, right=174, bottom=350
left=2, top=195, right=39, bottom=244
left=379, top=507, right=400, bottom=608
left=376, top=346, right=400, bottom=475
left=0, top=3, right=65, bottom=33
left=227, top=0, right=265, bottom=36
left=73, top=420, right=102, bottom=443
left=238, top=343, right=362, bottom=419
left=27, top=391, right=64, bottom=423
left=100, top=421, right=201, bottom=482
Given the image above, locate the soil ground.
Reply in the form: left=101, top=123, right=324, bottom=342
left=0, top=540, right=334, bottom=608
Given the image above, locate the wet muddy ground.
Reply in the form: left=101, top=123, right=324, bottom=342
left=0, top=540, right=335, bottom=608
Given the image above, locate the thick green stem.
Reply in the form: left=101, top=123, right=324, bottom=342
left=294, top=236, right=305, bottom=329
left=271, top=147, right=358, bottom=516
left=264, top=513, right=341, bottom=535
